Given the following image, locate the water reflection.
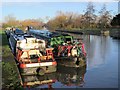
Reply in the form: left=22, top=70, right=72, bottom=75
left=22, top=65, right=86, bottom=89
left=84, top=35, right=111, bottom=69
left=21, top=73, right=56, bottom=88
left=69, top=34, right=112, bottom=69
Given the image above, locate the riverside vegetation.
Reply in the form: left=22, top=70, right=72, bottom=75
left=1, top=30, right=22, bottom=89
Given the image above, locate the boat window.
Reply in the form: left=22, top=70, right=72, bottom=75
left=24, top=35, right=33, bottom=38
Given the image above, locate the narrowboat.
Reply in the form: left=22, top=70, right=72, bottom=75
left=7, top=29, right=57, bottom=75
left=5, top=27, right=12, bottom=38
left=29, top=29, right=86, bottom=67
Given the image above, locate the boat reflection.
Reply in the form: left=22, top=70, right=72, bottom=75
left=56, top=65, right=86, bottom=87
left=21, top=73, right=56, bottom=88
left=21, top=62, right=87, bottom=88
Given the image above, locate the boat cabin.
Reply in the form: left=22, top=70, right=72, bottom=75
left=9, top=29, right=46, bottom=55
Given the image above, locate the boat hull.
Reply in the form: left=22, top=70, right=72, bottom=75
left=55, top=56, right=86, bottom=67
left=18, top=61, right=57, bottom=75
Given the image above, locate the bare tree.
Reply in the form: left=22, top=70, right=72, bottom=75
left=98, top=4, right=112, bottom=29
left=4, top=14, right=19, bottom=27
left=84, top=2, right=96, bottom=28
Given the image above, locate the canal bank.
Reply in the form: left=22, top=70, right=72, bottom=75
left=109, top=28, right=120, bottom=39
left=56, top=29, right=101, bottom=35
left=56, top=28, right=120, bottom=39
left=1, top=30, right=22, bottom=89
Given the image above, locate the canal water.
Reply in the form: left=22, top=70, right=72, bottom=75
left=23, top=34, right=119, bottom=89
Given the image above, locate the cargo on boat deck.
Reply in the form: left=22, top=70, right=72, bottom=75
left=7, top=28, right=57, bottom=75
left=29, top=29, right=86, bottom=57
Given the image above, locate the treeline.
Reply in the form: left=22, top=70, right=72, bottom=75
left=2, top=15, right=44, bottom=30
left=47, top=2, right=112, bottom=30
left=2, top=2, right=119, bottom=30
left=111, top=14, right=120, bottom=27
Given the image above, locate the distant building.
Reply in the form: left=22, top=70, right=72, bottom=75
left=42, top=24, right=48, bottom=30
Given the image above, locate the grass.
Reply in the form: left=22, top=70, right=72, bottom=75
left=1, top=31, right=12, bottom=60
left=0, top=30, right=2, bottom=56
left=1, top=30, right=22, bottom=89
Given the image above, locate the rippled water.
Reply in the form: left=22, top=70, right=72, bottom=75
left=23, top=35, right=119, bottom=89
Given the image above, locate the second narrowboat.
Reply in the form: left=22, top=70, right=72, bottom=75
left=29, top=29, right=87, bottom=67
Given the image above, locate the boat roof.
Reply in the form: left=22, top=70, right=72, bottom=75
left=29, top=29, right=72, bottom=39
left=11, top=29, right=35, bottom=41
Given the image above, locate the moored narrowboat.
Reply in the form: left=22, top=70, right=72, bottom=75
left=7, top=29, right=57, bottom=75
left=29, top=29, right=87, bottom=67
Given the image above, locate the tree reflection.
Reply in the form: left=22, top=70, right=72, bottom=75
left=84, top=35, right=111, bottom=69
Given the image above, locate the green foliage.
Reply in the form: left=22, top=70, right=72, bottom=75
left=2, top=62, right=22, bottom=89
left=1, top=30, right=13, bottom=58
left=111, top=14, right=120, bottom=26
left=1, top=31, right=23, bottom=89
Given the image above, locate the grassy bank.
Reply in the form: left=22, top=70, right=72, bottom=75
left=1, top=30, right=22, bottom=89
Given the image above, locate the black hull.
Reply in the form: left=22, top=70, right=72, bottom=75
left=55, top=56, right=86, bottom=67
